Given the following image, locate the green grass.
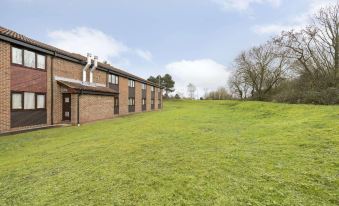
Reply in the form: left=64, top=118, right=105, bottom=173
left=0, top=100, right=338, bottom=205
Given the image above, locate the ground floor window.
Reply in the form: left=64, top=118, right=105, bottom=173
left=151, top=99, right=155, bottom=110
left=10, top=92, right=47, bottom=128
left=128, top=97, right=135, bottom=113
left=128, top=98, right=135, bottom=106
left=11, top=93, right=23, bottom=109
left=11, top=92, right=46, bottom=110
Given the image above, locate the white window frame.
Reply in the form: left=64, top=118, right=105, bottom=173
left=12, top=47, right=23, bottom=65
left=142, top=83, right=146, bottom=90
left=24, top=92, right=36, bottom=109
left=128, top=98, right=135, bottom=106
left=128, top=80, right=135, bottom=88
left=24, top=50, right=36, bottom=68
left=36, top=94, right=46, bottom=109
left=11, top=93, right=23, bottom=109
left=109, top=74, right=119, bottom=84
left=37, top=54, right=46, bottom=70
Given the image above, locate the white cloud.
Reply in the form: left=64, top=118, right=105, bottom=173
left=253, top=0, right=337, bottom=35
left=166, top=59, right=231, bottom=98
left=48, top=27, right=153, bottom=64
left=135, top=49, right=153, bottom=61
left=212, top=0, right=281, bottom=11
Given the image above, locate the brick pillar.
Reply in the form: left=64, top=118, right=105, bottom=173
left=154, top=87, right=158, bottom=111
left=119, top=77, right=128, bottom=115
left=146, top=85, right=151, bottom=111
left=0, top=41, right=11, bottom=133
left=135, top=81, right=142, bottom=113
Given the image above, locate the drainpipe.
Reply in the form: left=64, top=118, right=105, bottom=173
left=90, top=56, right=98, bottom=84
left=77, top=90, right=82, bottom=127
left=51, top=53, right=55, bottom=125
left=83, top=53, right=92, bottom=82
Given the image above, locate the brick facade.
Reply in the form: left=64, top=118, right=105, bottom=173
left=146, top=85, right=151, bottom=111
left=53, top=57, right=83, bottom=124
left=0, top=41, right=10, bottom=132
left=0, top=32, right=162, bottom=134
left=135, top=81, right=142, bottom=113
left=119, top=77, right=129, bottom=115
left=78, top=95, right=114, bottom=123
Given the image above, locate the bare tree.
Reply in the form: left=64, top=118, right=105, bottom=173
left=232, top=41, right=289, bottom=100
left=206, top=87, right=231, bottom=100
left=228, top=70, right=250, bottom=99
left=187, top=83, right=196, bottom=99
left=274, top=3, right=339, bottom=88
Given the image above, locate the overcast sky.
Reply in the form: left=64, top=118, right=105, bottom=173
left=1, top=0, right=337, bottom=96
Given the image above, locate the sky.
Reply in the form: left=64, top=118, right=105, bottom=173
left=1, top=0, right=337, bottom=97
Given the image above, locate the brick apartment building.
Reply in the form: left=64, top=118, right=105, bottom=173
left=0, top=26, right=163, bottom=134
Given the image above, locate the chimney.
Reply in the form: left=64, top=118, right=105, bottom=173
left=83, top=53, right=92, bottom=82
left=90, top=56, right=98, bottom=83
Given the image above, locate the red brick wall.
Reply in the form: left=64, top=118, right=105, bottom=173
left=79, top=95, right=114, bottom=123
left=154, top=87, right=158, bottom=111
left=46, top=56, right=52, bottom=125
left=146, top=85, right=151, bottom=111
left=52, top=57, right=83, bottom=124
left=135, top=81, right=142, bottom=113
left=1, top=40, right=162, bottom=133
left=0, top=41, right=10, bottom=133
left=11, top=66, right=47, bottom=93
left=119, top=77, right=128, bottom=115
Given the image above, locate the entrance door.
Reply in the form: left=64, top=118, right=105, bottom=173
left=114, top=97, right=119, bottom=115
left=62, top=93, right=71, bottom=121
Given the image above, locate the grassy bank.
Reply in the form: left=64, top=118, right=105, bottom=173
left=0, top=100, right=338, bottom=205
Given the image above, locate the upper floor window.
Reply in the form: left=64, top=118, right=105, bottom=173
left=12, top=47, right=22, bottom=65
left=151, top=99, right=154, bottom=105
left=142, top=83, right=147, bottom=90
left=142, top=98, right=146, bottom=105
left=128, top=80, right=135, bottom=88
left=109, top=74, right=119, bottom=84
left=24, top=50, right=35, bottom=68
left=151, top=86, right=155, bottom=92
left=37, top=55, right=46, bottom=69
left=11, top=47, right=46, bottom=70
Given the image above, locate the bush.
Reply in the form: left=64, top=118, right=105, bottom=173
left=272, top=87, right=339, bottom=105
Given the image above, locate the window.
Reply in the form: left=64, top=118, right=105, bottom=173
left=128, top=80, right=135, bottom=87
left=24, top=50, right=35, bottom=68
left=12, top=93, right=22, bottom=109
left=12, top=47, right=23, bottom=65
left=37, top=54, right=45, bottom=69
left=142, top=98, right=146, bottom=105
left=151, top=99, right=154, bottom=105
left=151, top=86, right=155, bottom=92
left=24, top=92, right=35, bottom=109
left=142, top=83, right=147, bottom=90
left=37, top=94, right=46, bottom=109
left=109, top=74, right=119, bottom=84
left=11, top=92, right=46, bottom=110
left=128, top=98, right=135, bottom=106
left=11, top=47, right=46, bottom=70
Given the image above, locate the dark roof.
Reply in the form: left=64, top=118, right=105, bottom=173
left=0, top=26, right=162, bottom=88
left=57, top=80, right=119, bottom=95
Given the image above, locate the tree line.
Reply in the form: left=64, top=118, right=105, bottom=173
left=228, top=3, right=339, bottom=104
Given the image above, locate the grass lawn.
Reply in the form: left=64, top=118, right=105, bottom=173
left=0, top=100, right=338, bottom=205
